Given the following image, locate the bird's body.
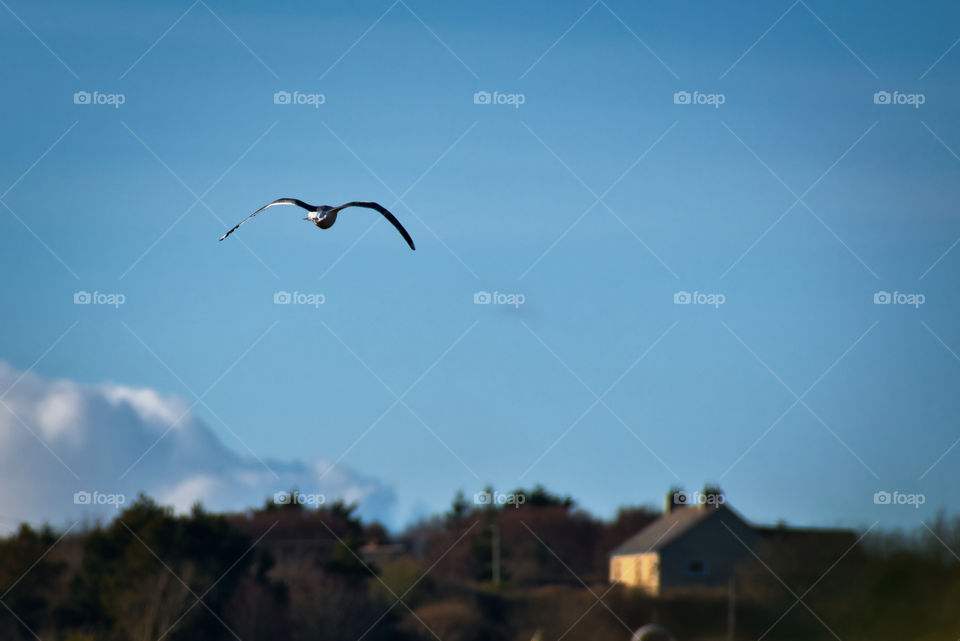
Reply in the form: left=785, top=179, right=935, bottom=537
left=219, top=198, right=415, bottom=250
left=306, top=207, right=337, bottom=229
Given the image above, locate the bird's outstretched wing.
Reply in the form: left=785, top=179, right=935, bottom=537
left=328, top=201, right=416, bottom=250
left=219, top=198, right=314, bottom=241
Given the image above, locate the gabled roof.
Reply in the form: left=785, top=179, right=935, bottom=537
left=610, top=505, right=743, bottom=556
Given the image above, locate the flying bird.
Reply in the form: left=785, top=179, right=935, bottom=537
left=219, top=198, right=415, bottom=250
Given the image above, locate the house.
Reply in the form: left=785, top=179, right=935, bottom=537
left=609, top=486, right=857, bottom=595
left=609, top=486, right=755, bottom=594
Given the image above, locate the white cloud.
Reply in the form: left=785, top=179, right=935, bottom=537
left=0, top=362, right=396, bottom=533
left=35, top=384, right=83, bottom=441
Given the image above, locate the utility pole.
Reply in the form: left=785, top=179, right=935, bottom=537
left=727, top=575, right=736, bottom=641
left=491, top=523, right=501, bottom=586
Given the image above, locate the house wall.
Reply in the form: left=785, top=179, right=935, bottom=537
left=657, top=509, right=759, bottom=592
left=609, top=552, right=659, bottom=594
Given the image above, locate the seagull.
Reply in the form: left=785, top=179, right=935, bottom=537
left=219, top=198, right=415, bottom=250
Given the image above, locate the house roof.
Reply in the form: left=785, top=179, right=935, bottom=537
left=610, top=505, right=742, bottom=556
left=755, top=525, right=857, bottom=546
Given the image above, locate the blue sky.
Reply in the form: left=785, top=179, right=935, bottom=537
left=1, top=0, right=959, bottom=531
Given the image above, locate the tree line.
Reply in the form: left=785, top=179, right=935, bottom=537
left=0, top=487, right=956, bottom=641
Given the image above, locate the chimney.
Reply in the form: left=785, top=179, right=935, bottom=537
left=701, top=484, right=724, bottom=510
left=665, top=486, right=689, bottom=513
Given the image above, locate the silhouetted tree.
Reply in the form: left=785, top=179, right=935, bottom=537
left=0, top=524, right=66, bottom=640
left=58, top=495, right=257, bottom=641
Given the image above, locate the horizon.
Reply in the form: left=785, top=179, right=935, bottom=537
left=1, top=482, right=898, bottom=541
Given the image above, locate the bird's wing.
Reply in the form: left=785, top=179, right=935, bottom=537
left=219, top=198, right=314, bottom=241
left=328, top=201, right=416, bottom=250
